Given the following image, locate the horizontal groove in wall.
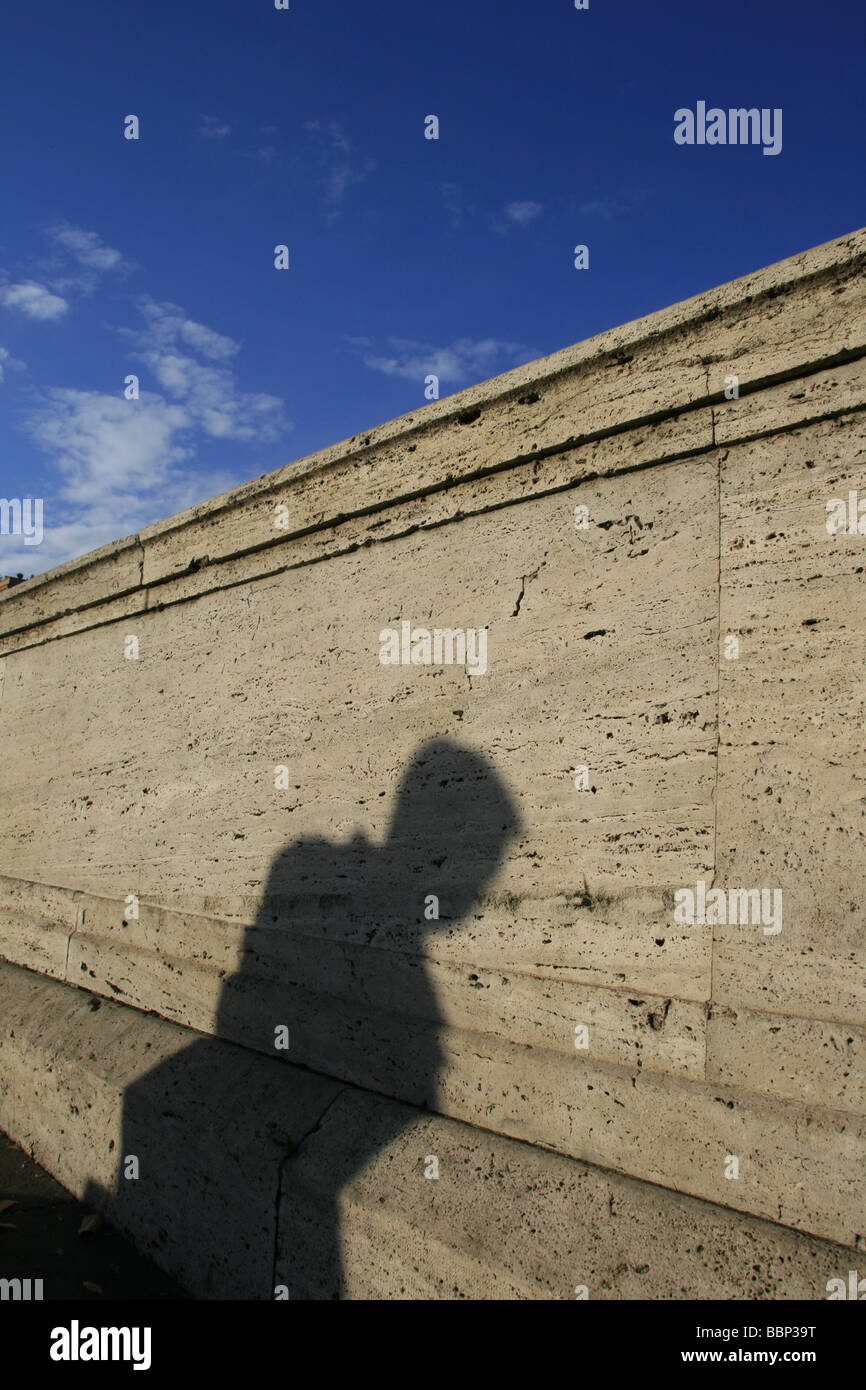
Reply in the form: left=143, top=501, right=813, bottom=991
left=1, top=359, right=864, bottom=653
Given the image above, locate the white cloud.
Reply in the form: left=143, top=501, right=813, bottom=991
left=1, top=230, right=292, bottom=576
left=303, top=120, right=376, bottom=220
left=325, top=159, right=374, bottom=209
left=15, top=295, right=292, bottom=575
left=198, top=115, right=232, bottom=139
left=47, top=223, right=126, bottom=271
left=303, top=119, right=352, bottom=154
left=49, top=272, right=99, bottom=297
left=0, top=280, right=68, bottom=320
left=580, top=198, right=619, bottom=218
left=0, top=346, right=25, bottom=381
left=27, top=389, right=192, bottom=499
left=13, top=386, right=239, bottom=575
left=0, top=472, right=238, bottom=578
left=120, top=300, right=288, bottom=443
left=360, top=336, right=534, bottom=385
left=135, top=299, right=240, bottom=360
left=504, top=200, right=544, bottom=226
left=579, top=188, right=648, bottom=219
left=146, top=350, right=286, bottom=442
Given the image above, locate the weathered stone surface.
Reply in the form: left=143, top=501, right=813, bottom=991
left=707, top=1002, right=865, bottom=1115
left=1, top=226, right=865, bottom=1293
left=715, top=416, right=866, bottom=1026
left=0, top=876, right=77, bottom=980
left=0, top=959, right=341, bottom=1299
left=0, top=958, right=855, bottom=1300
left=279, top=1087, right=857, bottom=1301
left=0, top=535, right=142, bottom=639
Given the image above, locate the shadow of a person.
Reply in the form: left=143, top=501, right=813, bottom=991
left=86, top=738, right=521, bottom=1299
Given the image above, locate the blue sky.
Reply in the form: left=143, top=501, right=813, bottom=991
left=0, top=0, right=863, bottom=577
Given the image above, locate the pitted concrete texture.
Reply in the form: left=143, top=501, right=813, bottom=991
left=0, top=960, right=341, bottom=1299
left=0, top=958, right=855, bottom=1301
left=0, top=227, right=865, bottom=1295
left=277, top=1088, right=857, bottom=1302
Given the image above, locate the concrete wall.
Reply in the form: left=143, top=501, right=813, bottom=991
left=1, top=225, right=864, bottom=1298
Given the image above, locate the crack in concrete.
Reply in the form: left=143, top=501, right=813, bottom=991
left=289, top=1089, right=346, bottom=1157
left=271, top=1088, right=347, bottom=1297
left=64, top=890, right=83, bottom=983
left=512, top=562, right=546, bottom=617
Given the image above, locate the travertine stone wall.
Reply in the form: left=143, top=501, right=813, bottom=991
left=0, top=226, right=864, bottom=1295
left=0, top=958, right=856, bottom=1300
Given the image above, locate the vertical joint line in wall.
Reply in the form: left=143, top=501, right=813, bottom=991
left=136, top=537, right=147, bottom=609
left=271, top=1153, right=286, bottom=1299
left=708, top=443, right=723, bottom=1063
left=66, top=891, right=82, bottom=983
left=704, top=362, right=716, bottom=449
left=271, top=1088, right=345, bottom=1294
left=134, top=528, right=144, bottom=922
left=130, top=542, right=146, bottom=939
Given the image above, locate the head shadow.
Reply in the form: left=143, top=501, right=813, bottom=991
left=216, top=736, right=522, bottom=1108
left=92, top=737, right=521, bottom=1298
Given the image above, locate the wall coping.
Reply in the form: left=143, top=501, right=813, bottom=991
left=2, top=224, right=864, bottom=617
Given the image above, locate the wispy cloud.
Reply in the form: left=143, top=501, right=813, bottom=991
left=579, top=188, right=648, bottom=219
left=46, top=223, right=127, bottom=272
left=439, top=182, right=464, bottom=230
left=491, top=199, right=545, bottom=235
left=0, top=346, right=25, bottom=382
left=0, top=227, right=130, bottom=372
left=12, top=291, right=291, bottom=575
left=198, top=115, right=232, bottom=139
left=27, top=390, right=194, bottom=502
left=133, top=300, right=240, bottom=361
left=6, top=385, right=239, bottom=574
left=117, top=298, right=289, bottom=443
left=0, top=280, right=68, bottom=320
left=303, top=120, right=376, bottom=222
left=303, top=119, right=352, bottom=154
left=504, top=200, right=544, bottom=226
left=36, top=223, right=134, bottom=299
left=358, top=335, right=535, bottom=386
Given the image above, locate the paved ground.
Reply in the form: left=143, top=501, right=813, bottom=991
left=0, top=1129, right=188, bottom=1300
